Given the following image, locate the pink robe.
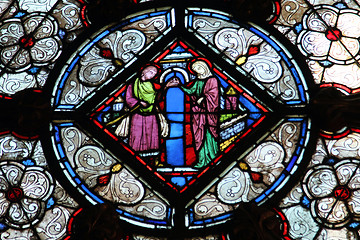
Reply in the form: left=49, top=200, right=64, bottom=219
left=125, top=83, right=159, bottom=152
left=182, top=77, right=219, bottom=151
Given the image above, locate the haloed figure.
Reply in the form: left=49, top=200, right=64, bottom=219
left=125, top=64, right=161, bottom=155
left=171, top=59, right=220, bottom=168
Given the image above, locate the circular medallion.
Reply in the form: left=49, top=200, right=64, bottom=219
left=45, top=7, right=315, bottom=232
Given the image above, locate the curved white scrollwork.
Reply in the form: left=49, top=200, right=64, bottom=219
left=75, top=145, right=113, bottom=168
left=8, top=203, right=28, bottom=225
left=278, top=0, right=308, bottom=26
left=0, top=163, right=24, bottom=190
left=52, top=0, right=83, bottom=31
left=78, top=46, right=116, bottom=87
left=302, top=159, right=360, bottom=228
left=74, top=145, right=115, bottom=187
left=316, top=197, right=348, bottom=225
left=96, top=168, right=145, bottom=205
left=18, top=198, right=43, bottom=225
left=63, top=127, right=84, bottom=153
left=282, top=205, right=319, bottom=239
left=61, top=126, right=93, bottom=166
left=246, top=141, right=285, bottom=166
left=0, top=162, right=54, bottom=229
left=136, top=199, right=167, bottom=217
left=0, top=229, right=35, bottom=239
left=215, top=28, right=256, bottom=58
left=18, top=0, right=58, bottom=12
left=36, top=206, right=71, bottom=239
left=214, top=27, right=282, bottom=83
left=277, top=122, right=297, bottom=149
left=0, top=135, right=33, bottom=160
left=138, top=18, right=167, bottom=34
left=79, top=29, right=146, bottom=86
left=0, top=13, right=62, bottom=72
left=194, top=193, right=230, bottom=218
left=63, top=79, right=93, bottom=105
left=192, top=16, right=245, bottom=43
left=327, top=132, right=360, bottom=159
left=245, top=141, right=285, bottom=185
left=270, top=75, right=297, bottom=102
left=0, top=19, right=23, bottom=46
left=303, top=166, right=337, bottom=199
left=194, top=18, right=221, bottom=32
left=115, top=29, right=146, bottom=60
left=217, top=167, right=262, bottom=204
left=21, top=168, right=54, bottom=200
left=0, top=69, right=48, bottom=94
left=243, top=43, right=282, bottom=83
left=298, top=6, right=360, bottom=64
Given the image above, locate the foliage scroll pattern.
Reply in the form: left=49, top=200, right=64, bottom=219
left=274, top=0, right=360, bottom=89
left=187, top=13, right=306, bottom=104
left=0, top=133, right=78, bottom=239
left=0, top=0, right=87, bottom=95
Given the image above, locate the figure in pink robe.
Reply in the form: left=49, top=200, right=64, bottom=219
left=125, top=65, right=161, bottom=154
left=172, top=59, right=220, bottom=168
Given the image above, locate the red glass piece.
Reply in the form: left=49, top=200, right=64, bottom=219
left=100, top=48, right=113, bottom=59
left=248, top=45, right=260, bottom=56
left=185, top=124, right=193, bottom=145
left=250, top=172, right=263, bottom=183
left=325, top=28, right=342, bottom=41
left=98, top=174, right=111, bottom=186
left=6, top=187, right=23, bottom=202
left=19, top=35, right=34, bottom=49
left=334, top=185, right=350, bottom=200
left=185, top=113, right=191, bottom=123
left=186, top=147, right=196, bottom=166
left=159, top=101, right=164, bottom=111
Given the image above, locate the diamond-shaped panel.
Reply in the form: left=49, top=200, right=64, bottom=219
left=89, top=41, right=269, bottom=192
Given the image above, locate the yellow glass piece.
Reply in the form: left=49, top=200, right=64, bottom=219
left=225, top=86, right=237, bottom=95
left=111, top=163, right=122, bottom=173
left=114, top=59, right=123, bottom=67
left=235, top=56, right=247, bottom=65
left=220, top=132, right=242, bottom=151
left=239, top=162, right=249, bottom=171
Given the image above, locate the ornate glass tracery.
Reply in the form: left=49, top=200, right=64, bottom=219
left=0, top=133, right=78, bottom=239
left=1, top=0, right=360, bottom=239
left=46, top=6, right=314, bottom=238
left=0, top=0, right=88, bottom=95
left=273, top=1, right=360, bottom=238
left=274, top=0, right=360, bottom=89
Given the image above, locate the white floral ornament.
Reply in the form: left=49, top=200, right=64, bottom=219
left=0, top=12, right=62, bottom=72
left=297, top=5, right=360, bottom=65
left=303, top=159, right=360, bottom=228
left=0, top=161, right=54, bottom=229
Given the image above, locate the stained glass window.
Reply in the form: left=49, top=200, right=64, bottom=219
left=1, top=0, right=360, bottom=239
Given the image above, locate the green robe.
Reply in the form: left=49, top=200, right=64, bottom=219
left=134, top=77, right=156, bottom=113
left=181, top=78, right=219, bottom=168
